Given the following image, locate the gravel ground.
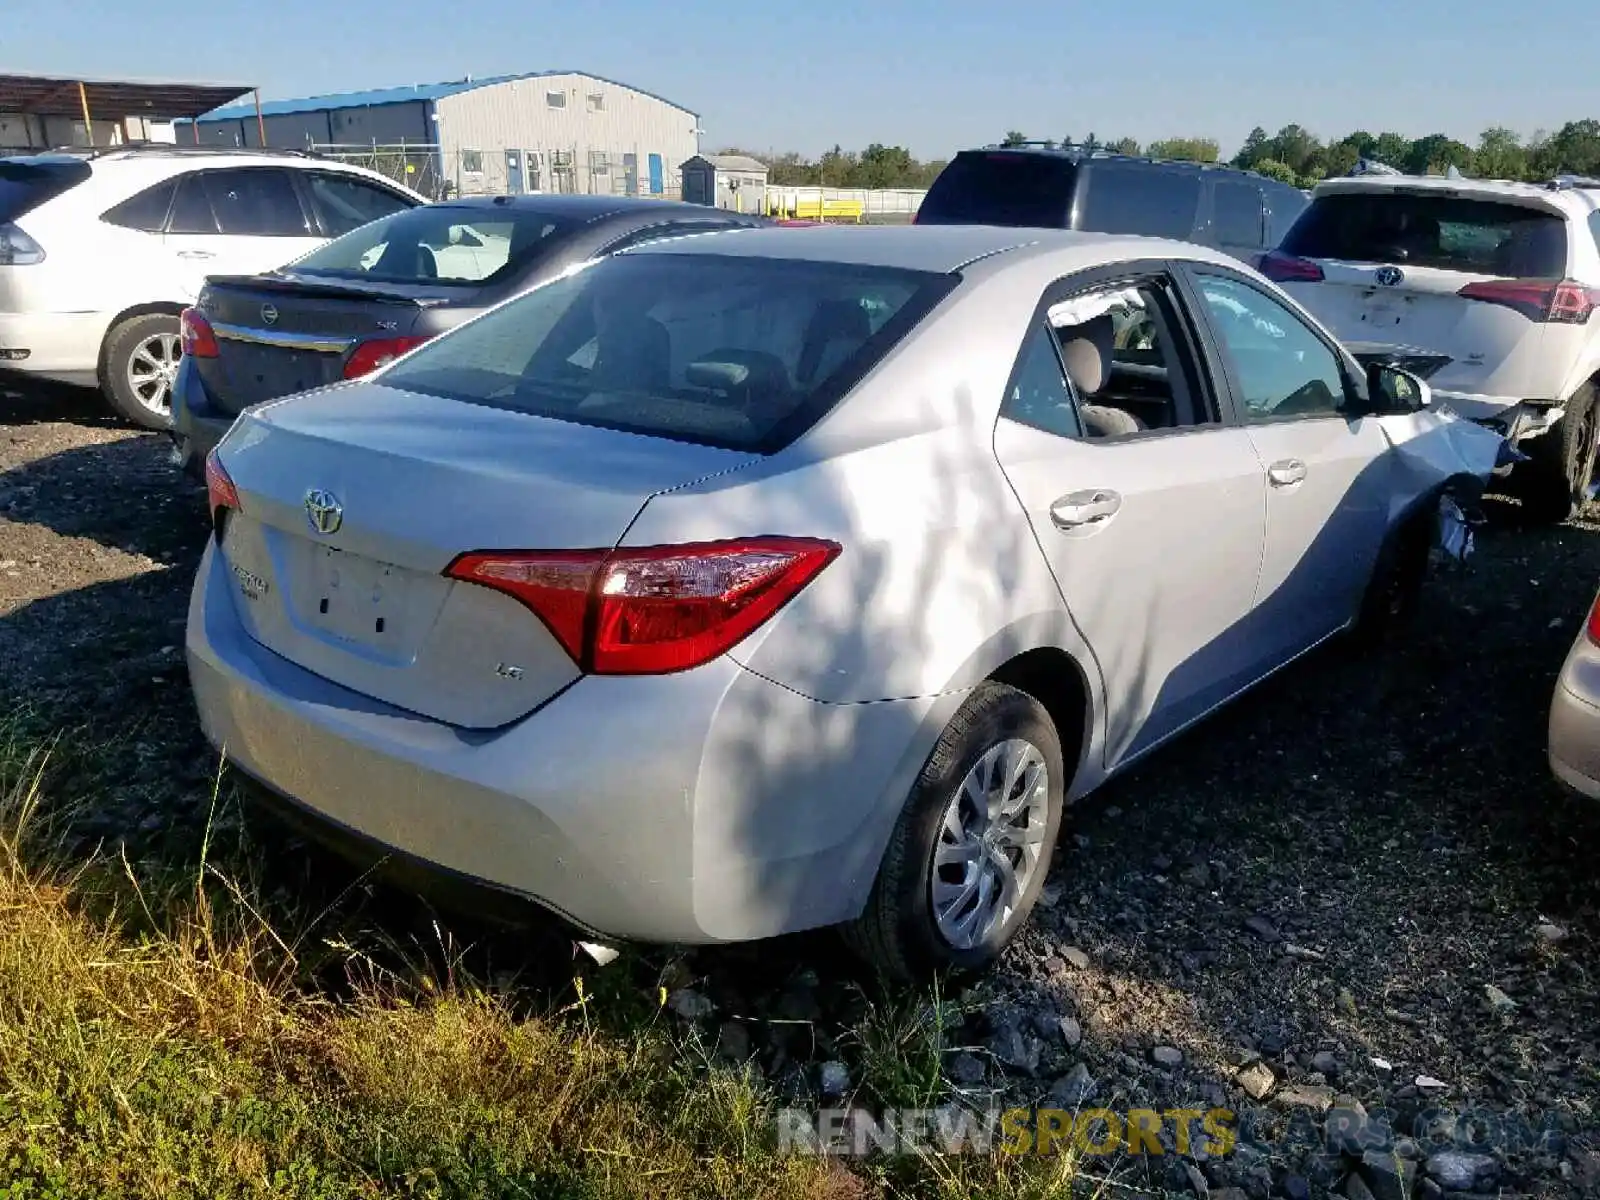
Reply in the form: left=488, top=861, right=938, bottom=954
left=2, top=380, right=1597, bottom=1199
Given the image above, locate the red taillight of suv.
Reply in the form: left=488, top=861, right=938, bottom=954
left=445, top=536, right=842, bottom=674
left=1584, top=589, right=1600, bottom=647
left=1457, top=278, right=1600, bottom=324
left=343, top=335, right=431, bottom=379
left=180, top=307, right=219, bottom=358
left=203, top=448, right=238, bottom=525
left=1256, top=250, right=1325, bottom=284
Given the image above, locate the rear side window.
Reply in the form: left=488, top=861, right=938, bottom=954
left=0, top=157, right=91, bottom=223
left=287, top=205, right=579, bottom=285
left=101, top=178, right=178, bottom=232
left=168, top=173, right=219, bottom=234
left=379, top=253, right=956, bottom=452
left=917, top=152, right=1076, bottom=227
left=202, top=169, right=310, bottom=237
left=306, top=172, right=414, bottom=237
left=1079, top=164, right=1202, bottom=240
left=1282, top=192, right=1568, bottom=276
left=1213, top=181, right=1265, bottom=247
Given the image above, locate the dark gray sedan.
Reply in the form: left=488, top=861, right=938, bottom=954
left=170, top=194, right=768, bottom=475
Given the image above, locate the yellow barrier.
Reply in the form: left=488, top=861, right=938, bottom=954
left=790, top=197, right=865, bottom=223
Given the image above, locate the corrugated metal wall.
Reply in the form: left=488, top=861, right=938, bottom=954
left=187, top=101, right=429, bottom=150
left=434, top=74, right=697, bottom=196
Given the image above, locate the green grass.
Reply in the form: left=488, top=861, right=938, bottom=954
left=0, top=713, right=1103, bottom=1199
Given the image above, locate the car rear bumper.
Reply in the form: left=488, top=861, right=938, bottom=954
left=186, top=539, right=955, bottom=944
left=1549, top=678, right=1600, bottom=801
left=0, top=310, right=110, bottom=383
left=171, top=356, right=235, bottom=478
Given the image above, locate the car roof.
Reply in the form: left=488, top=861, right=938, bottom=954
left=418, top=194, right=758, bottom=221
left=950, top=146, right=1298, bottom=189
left=629, top=223, right=1244, bottom=275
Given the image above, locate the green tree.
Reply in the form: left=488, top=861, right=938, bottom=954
left=1370, top=132, right=1411, bottom=169
left=1404, top=133, right=1475, bottom=176
left=1250, top=158, right=1299, bottom=186
left=1001, top=130, right=1028, bottom=147
left=1107, top=136, right=1141, bottom=156
left=1475, top=127, right=1528, bottom=180
left=1147, top=137, right=1220, bottom=163
left=1532, top=119, right=1600, bottom=176
left=1320, top=141, right=1361, bottom=178
left=1234, top=126, right=1269, bottom=168
left=1270, top=124, right=1322, bottom=175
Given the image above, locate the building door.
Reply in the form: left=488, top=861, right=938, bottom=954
left=623, top=153, right=639, bottom=197
left=525, top=151, right=542, bottom=193
left=505, top=150, right=523, bottom=195
left=648, top=154, right=664, bottom=196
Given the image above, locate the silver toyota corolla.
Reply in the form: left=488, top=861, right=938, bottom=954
left=188, top=225, right=1499, bottom=979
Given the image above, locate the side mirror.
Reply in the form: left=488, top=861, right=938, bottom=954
left=1366, top=361, right=1432, bottom=415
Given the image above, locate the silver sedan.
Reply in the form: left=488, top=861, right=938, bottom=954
left=187, top=225, right=1499, bottom=979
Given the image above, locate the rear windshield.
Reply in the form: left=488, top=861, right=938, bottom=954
left=285, top=204, right=578, bottom=286
left=379, top=252, right=955, bottom=453
left=1282, top=191, right=1568, bottom=276
left=917, top=152, right=1077, bottom=227
left=0, top=157, right=91, bottom=223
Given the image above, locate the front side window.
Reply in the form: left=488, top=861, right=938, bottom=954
left=1079, top=165, right=1202, bottom=240
left=1196, top=274, right=1349, bottom=421
left=285, top=205, right=576, bottom=285
left=306, top=173, right=413, bottom=237
left=378, top=253, right=954, bottom=452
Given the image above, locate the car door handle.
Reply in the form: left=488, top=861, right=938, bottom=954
left=1050, top=489, right=1122, bottom=530
left=1268, top=458, right=1307, bottom=487
left=176, top=249, right=216, bottom=260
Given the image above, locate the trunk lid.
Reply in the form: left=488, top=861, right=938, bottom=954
left=197, top=274, right=465, bottom=414
left=216, top=383, right=759, bottom=727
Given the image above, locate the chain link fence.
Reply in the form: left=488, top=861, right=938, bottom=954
left=310, top=143, right=683, bottom=202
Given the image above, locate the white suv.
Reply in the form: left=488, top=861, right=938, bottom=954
left=0, top=146, right=421, bottom=429
left=1262, top=174, right=1600, bottom=522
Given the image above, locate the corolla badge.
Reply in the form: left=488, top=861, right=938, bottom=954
left=261, top=303, right=279, bottom=325
left=304, top=488, right=343, bottom=536
left=1374, top=266, right=1405, bottom=287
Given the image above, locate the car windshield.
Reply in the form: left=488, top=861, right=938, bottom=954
left=1282, top=191, right=1568, bottom=276
left=0, top=157, right=91, bottom=223
left=285, top=204, right=579, bottom=285
left=378, top=252, right=955, bottom=453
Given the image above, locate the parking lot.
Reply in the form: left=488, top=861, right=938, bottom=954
left=1, top=373, right=1597, bottom=1197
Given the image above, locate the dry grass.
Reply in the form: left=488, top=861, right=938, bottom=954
left=0, top=714, right=1095, bottom=1199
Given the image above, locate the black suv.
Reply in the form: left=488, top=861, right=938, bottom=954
left=915, top=145, right=1308, bottom=264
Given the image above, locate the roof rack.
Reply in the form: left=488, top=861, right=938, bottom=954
left=1545, top=174, right=1600, bottom=190
left=46, top=141, right=323, bottom=161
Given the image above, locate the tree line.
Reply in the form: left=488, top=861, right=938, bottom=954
left=721, top=120, right=1600, bottom=191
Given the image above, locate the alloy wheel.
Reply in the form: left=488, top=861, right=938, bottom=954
left=126, top=332, right=182, bottom=419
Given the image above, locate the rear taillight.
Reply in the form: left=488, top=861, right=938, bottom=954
left=445, top=536, right=842, bottom=675
left=0, top=223, right=45, bottom=266
left=1585, top=590, right=1600, bottom=646
left=343, top=335, right=431, bottom=379
left=180, top=307, right=219, bottom=358
left=203, top=449, right=238, bottom=527
left=1256, top=250, right=1325, bottom=283
left=1456, top=278, right=1600, bottom=324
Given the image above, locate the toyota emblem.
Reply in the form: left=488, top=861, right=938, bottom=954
left=304, top=489, right=343, bottom=536
left=261, top=303, right=279, bottom=325
left=1374, top=266, right=1405, bottom=287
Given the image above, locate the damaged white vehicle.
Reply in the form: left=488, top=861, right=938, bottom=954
left=188, top=227, right=1506, bottom=979
left=1262, top=173, right=1600, bottom=522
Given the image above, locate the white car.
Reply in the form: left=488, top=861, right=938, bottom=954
left=0, top=146, right=422, bottom=428
left=1262, top=173, right=1600, bottom=521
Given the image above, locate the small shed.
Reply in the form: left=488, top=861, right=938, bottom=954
left=680, top=154, right=769, bottom=212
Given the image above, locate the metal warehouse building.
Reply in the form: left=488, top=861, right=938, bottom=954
left=175, top=71, right=700, bottom=200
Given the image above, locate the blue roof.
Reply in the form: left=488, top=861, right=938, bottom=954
left=189, top=71, right=696, bottom=122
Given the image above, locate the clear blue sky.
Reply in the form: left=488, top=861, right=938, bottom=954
left=21, top=0, right=1600, bottom=160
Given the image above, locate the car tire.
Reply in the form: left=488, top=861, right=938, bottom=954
left=1350, top=506, right=1432, bottom=650
left=842, top=682, right=1065, bottom=983
left=1519, top=384, right=1598, bottom=525
left=101, top=313, right=182, bottom=431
